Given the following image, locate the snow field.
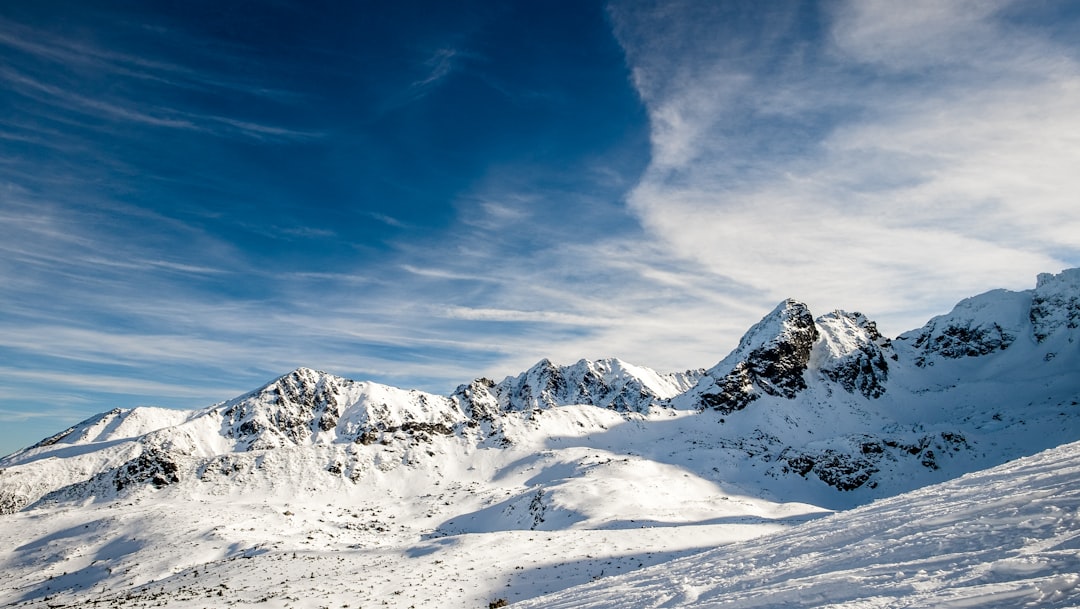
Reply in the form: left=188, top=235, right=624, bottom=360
left=516, top=440, right=1080, bottom=608
left=0, top=472, right=814, bottom=608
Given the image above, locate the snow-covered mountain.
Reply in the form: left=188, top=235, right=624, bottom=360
left=454, top=356, right=700, bottom=419
left=1, top=268, right=1078, bottom=608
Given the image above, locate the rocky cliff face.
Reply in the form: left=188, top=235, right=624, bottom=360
left=663, top=270, right=1080, bottom=493
left=1030, top=268, right=1080, bottom=343
left=897, top=288, right=1031, bottom=367
left=678, top=299, right=819, bottom=413
left=815, top=311, right=892, bottom=399
left=220, top=367, right=351, bottom=450
left=219, top=367, right=465, bottom=451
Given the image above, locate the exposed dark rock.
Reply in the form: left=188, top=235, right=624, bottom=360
left=1030, top=270, right=1080, bottom=342
left=456, top=359, right=698, bottom=418
left=113, top=448, right=180, bottom=491
left=817, top=312, right=892, bottom=399
left=353, top=421, right=455, bottom=446
left=452, top=377, right=500, bottom=421
left=912, top=323, right=1014, bottom=365
left=898, top=290, right=1033, bottom=367
left=777, top=431, right=971, bottom=492
left=527, top=489, right=547, bottom=530
left=811, top=451, right=878, bottom=491
left=696, top=299, right=819, bottom=413
left=221, top=368, right=347, bottom=449
left=697, top=364, right=757, bottom=414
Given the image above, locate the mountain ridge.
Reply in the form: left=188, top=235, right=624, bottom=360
left=2, top=268, right=1078, bottom=515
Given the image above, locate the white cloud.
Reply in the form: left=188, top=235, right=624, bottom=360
left=0, top=17, right=316, bottom=141
left=828, top=0, right=1012, bottom=70
left=609, top=0, right=1080, bottom=335
left=0, top=367, right=242, bottom=400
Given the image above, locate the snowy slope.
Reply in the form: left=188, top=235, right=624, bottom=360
left=662, top=268, right=1080, bottom=506
left=0, top=268, right=1078, bottom=608
left=517, top=439, right=1080, bottom=609
left=0, top=404, right=828, bottom=609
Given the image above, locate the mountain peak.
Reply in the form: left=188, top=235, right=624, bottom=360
left=679, top=299, right=819, bottom=413
left=450, top=356, right=700, bottom=418
left=286, top=365, right=328, bottom=377
left=814, top=310, right=892, bottom=399
left=3, top=267, right=1079, bottom=518
left=719, top=299, right=817, bottom=367
left=220, top=368, right=352, bottom=450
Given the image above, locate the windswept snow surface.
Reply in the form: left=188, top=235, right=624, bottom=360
left=518, top=440, right=1080, bottom=609
left=0, top=406, right=828, bottom=609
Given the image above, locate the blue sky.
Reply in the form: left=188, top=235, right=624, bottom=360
left=3, top=0, right=1080, bottom=456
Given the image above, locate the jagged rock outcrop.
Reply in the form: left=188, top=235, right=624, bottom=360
left=1030, top=268, right=1080, bottom=343
left=452, top=377, right=501, bottom=421
left=111, top=447, right=181, bottom=491
left=682, top=299, right=819, bottom=414
left=775, top=431, right=970, bottom=492
left=220, top=367, right=350, bottom=449
left=815, top=311, right=892, bottom=399
left=898, top=289, right=1030, bottom=367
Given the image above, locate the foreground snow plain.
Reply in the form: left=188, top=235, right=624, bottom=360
left=4, top=425, right=1078, bottom=608
left=518, top=439, right=1080, bottom=609
left=0, top=407, right=829, bottom=609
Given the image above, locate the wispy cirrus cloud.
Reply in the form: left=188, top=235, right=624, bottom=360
left=0, top=14, right=318, bottom=142
left=0, top=367, right=244, bottom=401
left=609, top=0, right=1080, bottom=334
left=412, top=48, right=459, bottom=89
left=378, top=170, right=766, bottom=378
left=441, top=306, right=606, bottom=326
